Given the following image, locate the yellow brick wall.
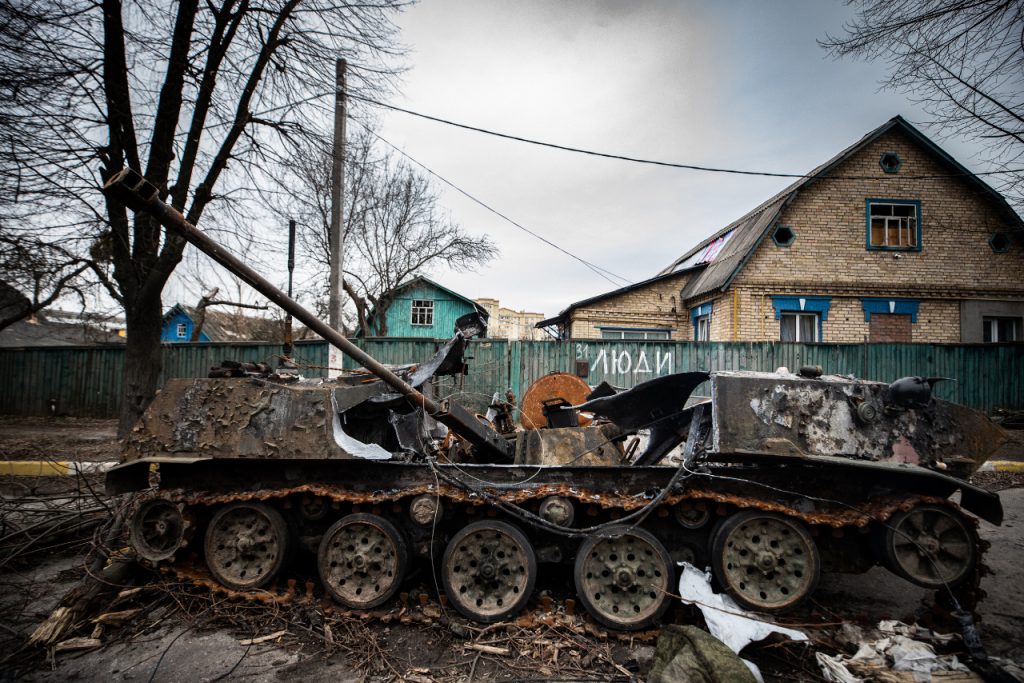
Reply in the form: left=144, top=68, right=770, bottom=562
left=568, top=273, right=691, bottom=339
left=723, top=126, right=1024, bottom=343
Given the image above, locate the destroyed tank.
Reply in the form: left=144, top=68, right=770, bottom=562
left=104, top=169, right=1007, bottom=631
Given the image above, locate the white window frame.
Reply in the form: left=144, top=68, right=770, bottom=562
left=176, top=322, right=187, bottom=338
left=694, top=314, right=711, bottom=341
left=983, top=316, right=1020, bottom=342
left=599, top=328, right=670, bottom=340
left=780, top=312, right=820, bottom=342
left=410, top=299, right=434, bottom=326
left=868, top=201, right=919, bottom=249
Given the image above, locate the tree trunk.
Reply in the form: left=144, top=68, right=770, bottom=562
left=118, top=297, right=164, bottom=437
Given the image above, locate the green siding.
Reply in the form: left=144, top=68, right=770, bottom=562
left=0, top=340, right=1020, bottom=418
left=378, top=283, right=477, bottom=338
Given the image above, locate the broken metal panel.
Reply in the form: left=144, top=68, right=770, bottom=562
left=513, top=424, right=626, bottom=466
left=709, top=371, right=1007, bottom=476
left=124, top=377, right=353, bottom=462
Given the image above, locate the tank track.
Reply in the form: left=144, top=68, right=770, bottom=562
left=130, top=481, right=989, bottom=630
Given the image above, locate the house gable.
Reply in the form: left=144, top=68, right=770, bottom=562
left=722, top=124, right=1024, bottom=343
left=161, top=305, right=210, bottom=343
left=368, top=276, right=483, bottom=338
left=548, top=116, right=1023, bottom=343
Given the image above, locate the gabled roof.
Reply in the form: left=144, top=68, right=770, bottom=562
left=658, top=115, right=1023, bottom=301
left=535, top=269, right=695, bottom=329
left=382, top=275, right=483, bottom=311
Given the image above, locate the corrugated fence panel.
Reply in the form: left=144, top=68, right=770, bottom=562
left=0, top=340, right=1020, bottom=417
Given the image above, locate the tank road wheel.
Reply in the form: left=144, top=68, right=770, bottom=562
left=574, top=526, right=674, bottom=631
left=130, top=499, right=188, bottom=562
left=318, top=513, right=408, bottom=609
left=712, top=511, right=820, bottom=612
left=204, top=502, right=290, bottom=590
left=882, top=504, right=976, bottom=588
left=442, top=520, right=536, bottom=623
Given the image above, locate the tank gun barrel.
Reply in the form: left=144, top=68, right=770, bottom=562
left=102, top=168, right=511, bottom=460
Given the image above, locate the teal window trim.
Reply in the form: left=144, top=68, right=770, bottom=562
left=879, top=152, right=902, bottom=174
left=771, top=296, right=830, bottom=342
left=866, top=198, right=922, bottom=252
left=771, top=296, right=831, bottom=320
left=861, top=298, right=919, bottom=323
left=772, top=224, right=796, bottom=247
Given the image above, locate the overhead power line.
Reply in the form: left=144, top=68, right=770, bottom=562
left=346, top=92, right=1021, bottom=181
left=356, top=121, right=632, bottom=288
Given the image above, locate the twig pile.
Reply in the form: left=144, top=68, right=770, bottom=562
left=0, top=487, right=110, bottom=571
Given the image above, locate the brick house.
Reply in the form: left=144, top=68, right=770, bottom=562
left=537, top=116, right=1024, bottom=343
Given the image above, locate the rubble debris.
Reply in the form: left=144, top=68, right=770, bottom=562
left=648, top=624, right=759, bottom=683
left=677, top=562, right=808, bottom=680
left=816, top=630, right=976, bottom=682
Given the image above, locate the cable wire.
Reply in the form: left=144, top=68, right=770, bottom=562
left=347, top=92, right=1022, bottom=181
left=355, top=121, right=631, bottom=288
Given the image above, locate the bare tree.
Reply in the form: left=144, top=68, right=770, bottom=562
left=270, top=127, right=498, bottom=336
left=0, top=0, right=405, bottom=434
left=0, top=233, right=88, bottom=329
left=822, top=0, right=1024, bottom=211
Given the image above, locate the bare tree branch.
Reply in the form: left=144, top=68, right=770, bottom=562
left=822, top=0, right=1024, bottom=212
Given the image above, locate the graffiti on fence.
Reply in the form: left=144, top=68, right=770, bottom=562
left=575, top=343, right=673, bottom=377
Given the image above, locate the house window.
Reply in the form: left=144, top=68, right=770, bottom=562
left=867, top=199, right=921, bottom=250
left=862, top=298, right=919, bottom=343
left=176, top=322, right=187, bottom=338
left=983, top=317, right=1021, bottom=342
left=411, top=300, right=434, bottom=326
left=869, top=314, right=912, bottom=342
left=599, top=328, right=670, bottom=340
left=771, top=296, right=831, bottom=343
left=989, top=232, right=1010, bottom=253
left=691, top=303, right=713, bottom=341
left=780, top=313, right=819, bottom=342
left=879, top=152, right=902, bottom=174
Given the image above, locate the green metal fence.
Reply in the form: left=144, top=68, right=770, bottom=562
left=0, top=339, right=1020, bottom=418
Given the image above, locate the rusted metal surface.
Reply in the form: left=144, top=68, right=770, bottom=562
left=519, top=373, right=593, bottom=430
left=148, top=477, right=952, bottom=530
left=163, top=562, right=664, bottom=640
left=513, top=424, right=625, bottom=466
left=710, top=371, right=1007, bottom=477
left=125, top=378, right=347, bottom=462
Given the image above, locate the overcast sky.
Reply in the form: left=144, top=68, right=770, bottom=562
left=157, top=1, right=994, bottom=322
left=341, top=0, right=995, bottom=320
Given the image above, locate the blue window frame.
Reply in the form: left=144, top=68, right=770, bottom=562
left=691, top=303, right=712, bottom=341
left=866, top=199, right=921, bottom=251
left=861, top=298, right=919, bottom=322
left=771, top=296, right=831, bottom=342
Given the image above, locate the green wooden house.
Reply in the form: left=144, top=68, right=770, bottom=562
left=363, top=276, right=485, bottom=338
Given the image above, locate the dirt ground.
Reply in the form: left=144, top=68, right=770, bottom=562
left=1, top=417, right=1022, bottom=681
left=0, top=416, right=119, bottom=462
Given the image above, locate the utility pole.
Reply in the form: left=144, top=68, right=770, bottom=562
left=281, top=218, right=296, bottom=365
left=327, top=58, right=347, bottom=377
